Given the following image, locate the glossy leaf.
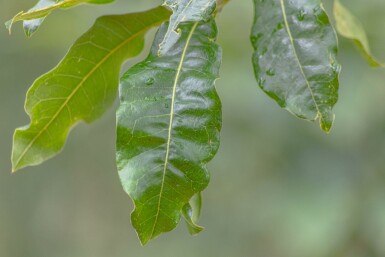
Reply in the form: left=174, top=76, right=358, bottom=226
left=159, top=0, right=216, bottom=55
left=12, top=6, right=171, bottom=171
left=333, top=0, right=383, bottom=67
left=116, top=20, right=222, bottom=244
left=251, top=0, right=341, bottom=132
left=6, top=0, right=114, bottom=37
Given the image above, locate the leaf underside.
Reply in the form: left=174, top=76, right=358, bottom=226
left=116, top=19, right=222, bottom=245
left=333, top=0, right=383, bottom=67
left=251, top=0, right=341, bottom=132
left=12, top=6, right=171, bottom=171
left=6, top=0, right=114, bottom=37
left=159, top=0, right=216, bottom=55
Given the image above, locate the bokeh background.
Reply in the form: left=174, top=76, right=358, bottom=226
left=1, top=0, right=385, bottom=256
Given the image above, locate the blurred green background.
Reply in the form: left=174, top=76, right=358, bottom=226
left=1, top=0, right=385, bottom=256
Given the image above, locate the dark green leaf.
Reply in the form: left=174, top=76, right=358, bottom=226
left=6, top=0, right=114, bottom=37
left=333, top=0, right=383, bottom=67
left=251, top=0, right=341, bottom=132
left=159, top=0, right=216, bottom=55
left=116, top=19, right=222, bottom=244
left=12, top=6, right=171, bottom=171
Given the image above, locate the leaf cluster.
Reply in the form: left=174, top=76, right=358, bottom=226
left=5, top=0, right=383, bottom=244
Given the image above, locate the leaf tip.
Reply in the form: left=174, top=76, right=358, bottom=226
left=319, top=114, right=335, bottom=134
left=11, top=159, right=24, bottom=173
left=11, top=132, right=31, bottom=172
left=182, top=200, right=205, bottom=236
left=137, top=233, right=151, bottom=246
left=24, top=28, right=35, bottom=38
left=11, top=153, right=24, bottom=173
left=11, top=165, right=23, bottom=173
left=186, top=223, right=204, bottom=236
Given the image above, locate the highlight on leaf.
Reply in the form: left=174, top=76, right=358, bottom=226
left=5, top=0, right=114, bottom=37
left=116, top=19, right=222, bottom=244
left=333, top=0, right=383, bottom=67
left=11, top=6, right=171, bottom=171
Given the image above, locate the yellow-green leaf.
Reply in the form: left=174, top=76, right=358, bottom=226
left=333, top=0, right=383, bottom=67
left=12, top=6, right=171, bottom=171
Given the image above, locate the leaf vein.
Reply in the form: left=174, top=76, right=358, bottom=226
left=150, top=22, right=199, bottom=238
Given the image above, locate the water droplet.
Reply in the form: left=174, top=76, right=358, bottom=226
left=266, top=69, right=275, bottom=76
left=145, top=77, right=155, bottom=86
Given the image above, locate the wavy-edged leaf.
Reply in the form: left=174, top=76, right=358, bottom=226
left=6, top=0, right=114, bottom=37
left=116, top=19, right=222, bottom=244
left=12, top=6, right=171, bottom=171
left=158, top=0, right=216, bottom=55
left=251, top=0, right=341, bottom=132
left=333, top=0, right=383, bottom=67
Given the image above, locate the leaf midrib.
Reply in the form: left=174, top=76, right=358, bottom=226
left=150, top=22, right=199, bottom=238
left=13, top=17, right=166, bottom=170
left=280, top=0, right=321, bottom=119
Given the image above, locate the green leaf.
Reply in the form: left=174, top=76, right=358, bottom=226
left=182, top=192, right=204, bottom=235
left=250, top=0, right=341, bottom=132
left=159, top=0, right=216, bottom=55
left=333, top=0, right=383, bottom=67
left=5, top=0, right=114, bottom=37
left=12, top=6, right=171, bottom=172
left=116, top=19, right=222, bottom=244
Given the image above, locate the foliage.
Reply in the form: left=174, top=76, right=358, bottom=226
left=4, top=0, right=383, bottom=244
